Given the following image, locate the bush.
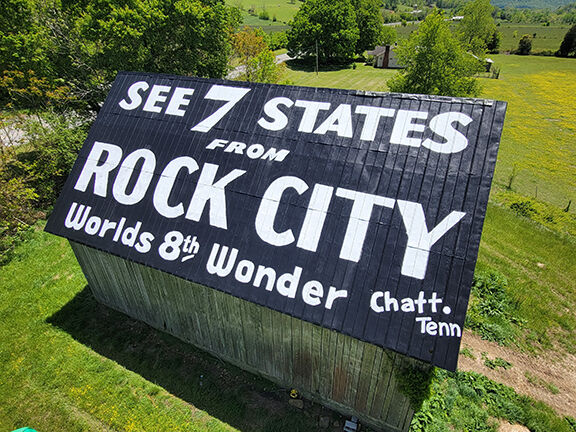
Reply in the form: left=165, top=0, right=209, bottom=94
left=0, top=177, right=39, bottom=264
left=532, top=50, right=556, bottom=56
left=267, top=31, right=288, bottom=50
left=558, top=24, right=576, bottom=57
left=10, top=112, right=89, bottom=208
left=510, top=200, right=536, bottom=217
left=516, top=34, right=533, bottom=55
left=465, top=270, right=524, bottom=345
left=0, top=111, right=89, bottom=264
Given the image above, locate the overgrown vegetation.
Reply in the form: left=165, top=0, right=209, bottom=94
left=494, top=190, right=576, bottom=236
left=483, top=355, right=513, bottom=370
left=410, top=369, right=576, bottom=432
left=465, top=270, right=524, bottom=346
left=232, top=27, right=285, bottom=83
left=0, top=112, right=88, bottom=264
left=476, top=204, right=576, bottom=354
left=395, top=362, right=435, bottom=411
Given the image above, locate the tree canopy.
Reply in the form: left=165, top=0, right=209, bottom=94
left=353, top=0, right=388, bottom=54
left=387, top=10, right=482, bottom=97
left=0, top=0, right=240, bottom=111
left=517, top=34, right=533, bottom=54
left=287, top=0, right=360, bottom=62
left=232, top=27, right=284, bottom=83
left=287, top=0, right=388, bottom=63
left=558, top=24, right=576, bottom=57
left=459, top=0, right=497, bottom=54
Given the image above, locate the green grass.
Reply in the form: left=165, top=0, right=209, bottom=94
left=394, top=22, right=570, bottom=53
left=482, top=54, right=576, bottom=211
left=476, top=203, right=576, bottom=354
left=1, top=224, right=575, bottom=431
left=283, top=61, right=395, bottom=91
left=496, top=23, right=572, bottom=52
left=0, top=226, right=326, bottom=432
left=411, top=369, right=575, bottom=432
left=227, top=0, right=300, bottom=26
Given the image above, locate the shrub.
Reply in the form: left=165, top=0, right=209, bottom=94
left=0, top=176, right=39, bottom=264
left=517, top=34, right=533, bottom=55
left=510, top=200, right=536, bottom=217
left=465, top=270, right=524, bottom=345
left=0, top=111, right=89, bottom=264
left=10, top=112, right=89, bottom=208
left=267, top=31, right=288, bottom=50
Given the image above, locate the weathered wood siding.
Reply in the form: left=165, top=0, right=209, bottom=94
left=71, top=241, right=427, bottom=431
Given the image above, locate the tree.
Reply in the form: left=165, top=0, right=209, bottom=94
left=387, top=10, right=482, bottom=97
left=0, top=0, right=240, bottom=111
left=353, top=0, right=386, bottom=54
left=381, top=26, right=398, bottom=46
left=69, top=0, right=239, bottom=109
left=287, top=0, right=359, bottom=63
left=558, top=24, right=576, bottom=57
left=486, top=29, right=502, bottom=53
left=516, top=34, right=532, bottom=55
left=459, top=0, right=496, bottom=54
left=232, top=27, right=284, bottom=83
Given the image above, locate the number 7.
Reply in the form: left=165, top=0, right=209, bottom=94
left=191, top=85, right=251, bottom=133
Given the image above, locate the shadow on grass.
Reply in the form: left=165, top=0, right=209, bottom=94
left=285, top=59, right=357, bottom=73
left=48, top=286, right=340, bottom=432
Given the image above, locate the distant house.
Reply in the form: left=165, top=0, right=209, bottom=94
left=366, top=45, right=402, bottom=69
left=452, top=15, right=464, bottom=20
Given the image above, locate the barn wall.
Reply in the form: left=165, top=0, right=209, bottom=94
left=71, top=241, right=429, bottom=432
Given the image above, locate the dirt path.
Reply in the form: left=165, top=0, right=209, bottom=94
left=459, top=330, right=576, bottom=417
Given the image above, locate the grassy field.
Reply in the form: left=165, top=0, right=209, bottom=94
left=0, top=228, right=326, bottom=432
left=227, top=0, right=299, bottom=27
left=283, top=61, right=396, bottom=91
left=482, top=54, right=576, bottom=210
left=394, top=22, right=570, bottom=53
left=476, top=203, right=576, bottom=354
left=1, top=221, right=574, bottom=431
left=495, top=23, right=571, bottom=52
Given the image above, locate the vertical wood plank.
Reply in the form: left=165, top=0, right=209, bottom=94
left=72, top=243, right=415, bottom=432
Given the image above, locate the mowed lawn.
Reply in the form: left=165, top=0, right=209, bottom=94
left=283, top=62, right=396, bottom=91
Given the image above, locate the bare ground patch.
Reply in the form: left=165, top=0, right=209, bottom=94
left=459, top=330, right=576, bottom=417
left=499, top=421, right=530, bottom=432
